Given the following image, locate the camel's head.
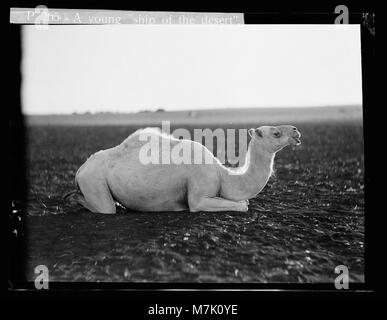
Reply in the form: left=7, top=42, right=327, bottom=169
left=248, top=125, right=302, bottom=153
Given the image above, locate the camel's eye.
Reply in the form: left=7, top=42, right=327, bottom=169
left=273, top=131, right=281, bottom=138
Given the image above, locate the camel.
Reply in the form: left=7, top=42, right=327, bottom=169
left=64, top=125, right=301, bottom=214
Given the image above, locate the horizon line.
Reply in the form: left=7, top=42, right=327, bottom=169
left=23, top=104, right=362, bottom=116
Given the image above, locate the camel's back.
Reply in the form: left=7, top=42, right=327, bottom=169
left=113, top=128, right=219, bottom=165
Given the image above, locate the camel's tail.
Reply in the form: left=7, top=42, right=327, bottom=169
left=63, top=188, right=93, bottom=211
left=63, top=173, right=82, bottom=202
left=62, top=189, right=79, bottom=202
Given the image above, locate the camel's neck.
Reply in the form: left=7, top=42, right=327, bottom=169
left=219, top=143, right=275, bottom=201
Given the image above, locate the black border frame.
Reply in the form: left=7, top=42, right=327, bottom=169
left=6, top=2, right=379, bottom=302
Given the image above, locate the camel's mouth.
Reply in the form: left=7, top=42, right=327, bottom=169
left=290, top=135, right=301, bottom=146
left=293, top=137, right=301, bottom=145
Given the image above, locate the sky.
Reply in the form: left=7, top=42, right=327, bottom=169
left=22, top=25, right=362, bottom=115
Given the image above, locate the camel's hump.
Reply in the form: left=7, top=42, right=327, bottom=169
left=121, top=127, right=180, bottom=148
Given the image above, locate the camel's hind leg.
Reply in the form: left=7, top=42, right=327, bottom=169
left=76, top=172, right=116, bottom=214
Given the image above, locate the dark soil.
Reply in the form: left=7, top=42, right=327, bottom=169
left=22, top=122, right=364, bottom=283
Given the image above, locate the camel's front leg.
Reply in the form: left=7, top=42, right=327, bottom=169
left=188, top=196, right=249, bottom=212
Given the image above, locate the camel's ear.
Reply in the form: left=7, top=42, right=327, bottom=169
left=248, top=128, right=263, bottom=138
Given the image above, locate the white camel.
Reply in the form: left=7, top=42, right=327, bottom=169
left=64, top=125, right=301, bottom=214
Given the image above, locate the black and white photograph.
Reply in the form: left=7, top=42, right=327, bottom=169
left=7, top=6, right=376, bottom=300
